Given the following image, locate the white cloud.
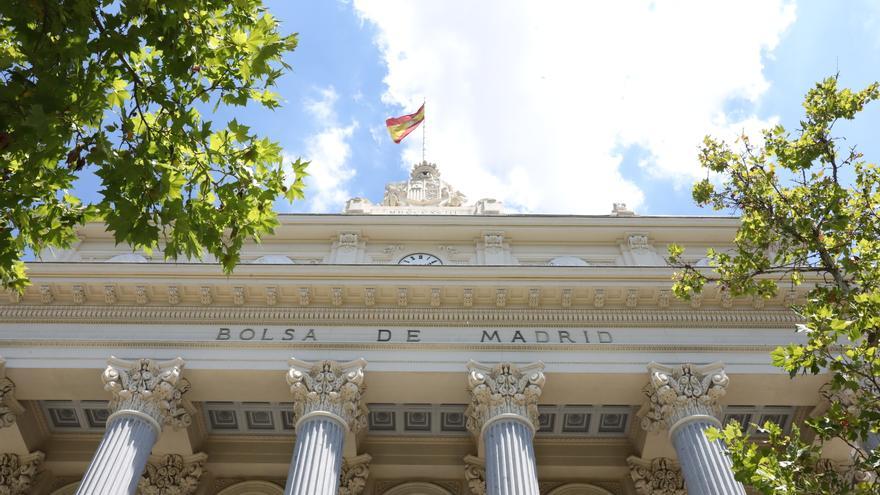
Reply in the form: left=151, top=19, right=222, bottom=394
left=297, top=87, right=359, bottom=212
left=353, top=0, right=796, bottom=213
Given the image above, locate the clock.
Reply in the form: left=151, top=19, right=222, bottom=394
left=398, top=253, right=443, bottom=265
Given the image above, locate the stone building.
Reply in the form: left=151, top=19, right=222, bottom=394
left=0, top=163, right=837, bottom=494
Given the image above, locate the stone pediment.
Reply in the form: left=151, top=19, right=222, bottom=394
left=344, top=162, right=503, bottom=215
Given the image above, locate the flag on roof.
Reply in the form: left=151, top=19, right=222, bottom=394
left=385, top=104, right=425, bottom=144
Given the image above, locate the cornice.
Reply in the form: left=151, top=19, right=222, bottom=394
left=0, top=304, right=800, bottom=328
left=0, top=339, right=784, bottom=354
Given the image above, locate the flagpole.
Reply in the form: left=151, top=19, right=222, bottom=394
left=421, top=97, right=426, bottom=163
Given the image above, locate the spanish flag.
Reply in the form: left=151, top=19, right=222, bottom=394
left=385, top=104, right=425, bottom=144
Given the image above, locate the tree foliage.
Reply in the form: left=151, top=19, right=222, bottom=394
left=668, top=76, right=880, bottom=494
left=0, top=0, right=307, bottom=290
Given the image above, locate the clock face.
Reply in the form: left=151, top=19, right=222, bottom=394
left=398, top=253, right=442, bottom=265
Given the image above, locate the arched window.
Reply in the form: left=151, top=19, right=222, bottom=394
left=381, top=482, right=454, bottom=495
left=252, top=255, right=295, bottom=264
left=546, top=483, right=615, bottom=495
left=106, top=253, right=148, bottom=262
left=216, top=480, right=284, bottom=495
left=548, top=256, right=590, bottom=266
left=50, top=482, right=79, bottom=495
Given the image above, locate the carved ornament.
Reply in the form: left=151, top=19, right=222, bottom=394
left=102, top=357, right=191, bottom=430
left=641, top=362, right=728, bottom=432
left=0, top=360, right=25, bottom=428
left=339, top=454, right=371, bottom=495
left=627, top=456, right=685, bottom=495
left=0, top=451, right=44, bottom=495
left=463, top=455, right=486, bottom=495
left=265, top=287, right=278, bottom=306
left=286, top=358, right=367, bottom=433
left=139, top=453, right=207, bottom=495
left=466, top=361, right=545, bottom=435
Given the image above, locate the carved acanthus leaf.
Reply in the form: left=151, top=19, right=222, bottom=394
left=463, top=455, right=486, bottom=495
left=0, top=451, right=44, bottom=495
left=339, top=454, right=371, bottom=495
left=287, top=358, right=367, bottom=434
left=0, top=360, right=24, bottom=428
left=466, top=361, right=545, bottom=435
left=102, top=357, right=191, bottom=428
left=138, top=453, right=207, bottom=495
left=627, top=456, right=685, bottom=495
left=641, top=362, right=728, bottom=432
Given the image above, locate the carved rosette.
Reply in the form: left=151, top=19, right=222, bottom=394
left=287, top=358, right=367, bottom=433
left=339, top=454, right=371, bottom=495
left=102, top=357, right=191, bottom=429
left=465, top=361, right=545, bottom=435
left=641, top=362, right=728, bottom=432
left=138, top=453, right=207, bottom=495
left=0, top=451, right=45, bottom=495
left=0, top=360, right=24, bottom=428
left=463, top=455, right=486, bottom=495
left=627, top=456, right=685, bottom=495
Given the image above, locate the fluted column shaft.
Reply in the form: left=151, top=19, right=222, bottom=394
left=670, top=418, right=745, bottom=495
left=643, top=362, right=745, bottom=495
left=283, top=416, right=345, bottom=495
left=466, top=361, right=545, bottom=495
left=283, top=359, right=367, bottom=495
left=75, top=357, right=190, bottom=495
left=484, top=418, right=540, bottom=495
left=76, top=413, right=158, bottom=495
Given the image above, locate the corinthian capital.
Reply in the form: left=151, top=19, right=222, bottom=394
left=339, top=454, right=371, bottom=495
left=0, top=451, right=45, bottom=495
left=287, top=358, right=367, bottom=433
left=463, top=455, right=486, bottom=495
left=641, top=362, right=728, bottom=432
left=627, top=456, right=685, bottom=495
left=465, top=361, right=545, bottom=435
left=0, top=360, right=25, bottom=428
left=138, top=453, right=207, bottom=495
left=102, top=357, right=191, bottom=430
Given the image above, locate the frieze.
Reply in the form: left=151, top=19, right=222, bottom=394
left=0, top=305, right=802, bottom=328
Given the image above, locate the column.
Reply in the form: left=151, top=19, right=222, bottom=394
left=77, top=357, right=190, bottom=495
left=466, top=361, right=545, bottom=495
left=283, top=359, right=367, bottom=495
left=642, top=362, right=745, bottom=495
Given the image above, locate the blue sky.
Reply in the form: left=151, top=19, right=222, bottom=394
left=80, top=1, right=880, bottom=216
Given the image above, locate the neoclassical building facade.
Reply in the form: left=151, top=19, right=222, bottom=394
left=0, top=164, right=840, bottom=494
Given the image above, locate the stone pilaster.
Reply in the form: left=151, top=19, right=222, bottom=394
left=283, top=358, right=367, bottom=495
left=627, top=456, right=685, bottom=495
left=76, top=357, right=190, bottom=495
left=0, top=359, right=24, bottom=428
left=339, top=454, right=371, bottom=495
left=0, top=451, right=44, bottom=495
left=642, top=362, right=745, bottom=495
left=138, top=453, right=208, bottom=495
left=466, top=361, right=544, bottom=495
